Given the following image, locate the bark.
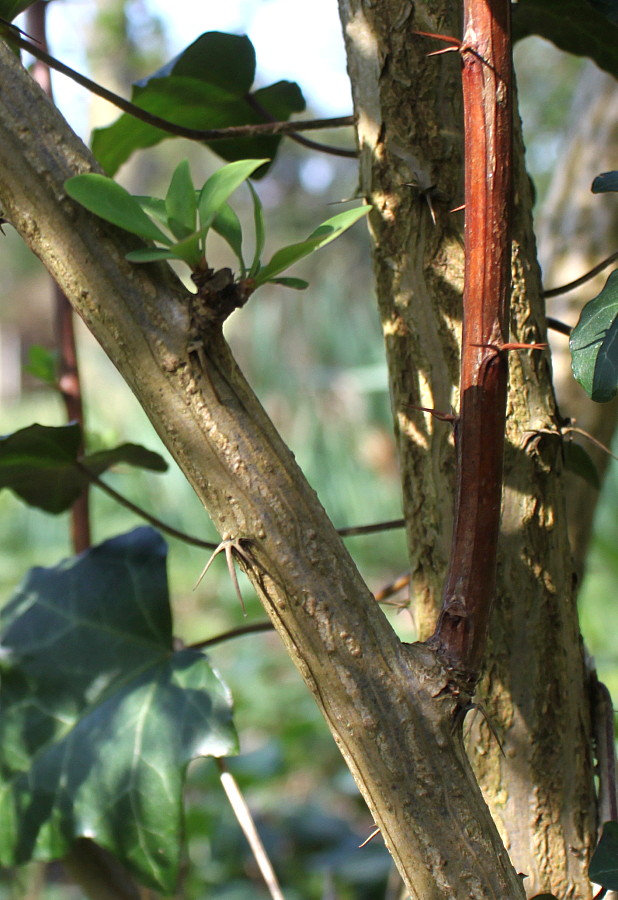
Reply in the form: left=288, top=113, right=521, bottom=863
left=0, top=37, right=526, bottom=900
left=338, top=1, right=596, bottom=896
left=536, top=62, right=618, bottom=578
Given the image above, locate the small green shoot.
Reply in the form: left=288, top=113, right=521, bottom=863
left=65, top=159, right=371, bottom=296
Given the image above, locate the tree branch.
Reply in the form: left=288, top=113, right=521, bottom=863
left=5, top=27, right=355, bottom=145
left=0, top=37, right=524, bottom=899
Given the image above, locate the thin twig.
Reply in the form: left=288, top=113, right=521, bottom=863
left=245, top=93, right=357, bottom=159
left=337, top=518, right=405, bottom=537
left=546, top=316, right=572, bottom=336
left=188, top=622, right=274, bottom=651
left=5, top=25, right=354, bottom=144
left=542, top=251, right=618, bottom=298
left=563, top=427, right=618, bottom=462
left=216, top=759, right=287, bottom=900
left=75, top=462, right=220, bottom=550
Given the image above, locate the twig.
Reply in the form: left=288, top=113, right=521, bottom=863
left=188, top=622, right=274, bottom=651
left=245, top=93, right=357, bottom=159
left=74, top=462, right=220, bottom=550
left=216, top=759, right=287, bottom=900
left=546, top=316, right=572, bottom=336
left=336, top=518, right=405, bottom=537
left=543, top=251, right=618, bottom=298
left=5, top=25, right=354, bottom=144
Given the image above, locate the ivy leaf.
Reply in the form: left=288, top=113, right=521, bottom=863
left=65, top=174, right=172, bottom=244
left=512, top=0, right=618, bottom=80
left=570, top=269, right=618, bottom=402
left=0, top=0, right=35, bottom=21
left=81, top=443, right=168, bottom=475
left=91, top=33, right=305, bottom=176
left=23, top=345, right=58, bottom=387
left=592, top=170, right=618, bottom=193
left=0, top=423, right=167, bottom=513
left=254, top=206, right=371, bottom=286
left=590, top=821, right=618, bottom=890
left=0, top=528, right=238, bottom=893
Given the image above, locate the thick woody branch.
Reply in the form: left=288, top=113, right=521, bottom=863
left=0, top=39, right=524, bottom=899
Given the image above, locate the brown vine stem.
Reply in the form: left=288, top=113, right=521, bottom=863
left=2, top=24, right=354, bottom=147
left=26, top=2, right=91, bottom=554
left=429, top=0, right=513, bottom=681
left=543, top=250, right=618, bottom=298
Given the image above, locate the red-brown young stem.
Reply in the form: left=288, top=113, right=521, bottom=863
left=27, top=2, right=91, bottom=554
left=429, top=0, right=512, bottom=680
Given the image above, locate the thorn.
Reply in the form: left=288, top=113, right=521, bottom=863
left=470, top=341, right=547, bottom=354
left=450, top=203, right=465, bottom=213
left=194, top=538, right=255, bottom=615
left=409, top=404, right=457, bottom=424
left=359, top=827, right=381, bottom=848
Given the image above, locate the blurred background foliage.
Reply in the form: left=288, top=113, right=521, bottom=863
left=0, top=2, right=616, bottom=898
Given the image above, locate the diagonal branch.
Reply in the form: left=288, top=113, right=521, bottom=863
left=4, top=26, right=354, bottom=146
left=0, top=36, right=525, bottom=899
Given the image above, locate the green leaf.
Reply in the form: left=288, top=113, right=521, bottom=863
left=23, top=346, right=58, bottom=387
left=254, top=206, right=371, bottom=286
left=65, top=174, right=172, bottom=245
left=81, top=443, right=168, bottom=475
left=570, top=269, right=618, bottom=402
left=0, top=0, right=35, bottom=21
left=0, top=423, right=85, bottom=513
left=125, top=247, right=180, bottom=263
left=592, top=171, right=618, bottom=193
left=590, top=821, right=618, bottom=889
left=135, top=195, right=168, bottom=224
left=90, top=33, right=305, bottom=176
left=512, top=0, right=618, bottom=80
left=563, top=442, right=600, bottom=489
left=0, top=424, right=167, bottom=513
left=212, top=203, right=245, bottom=274
left=248, top=182, right=265, bottom=278
left=197, top=159, right=268, bottom=233
left=587, top=0, right=618, bottom=25
left=168, top=31, right=256, bottom=93
left=268, top=277, right=309, bottom=290
left=165, top=159, right=197, bottom=239
left=0, top=528, right=238, bottom=893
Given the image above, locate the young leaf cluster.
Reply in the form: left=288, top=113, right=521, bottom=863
left=65, top=159, right=370, bottom=293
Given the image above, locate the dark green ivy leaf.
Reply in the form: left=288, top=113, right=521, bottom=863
left=0, top=423, right=167, bottom=513
left=513, top=0, right=618, bottom=81
left=570, top=269, right=618, bottom=402
left=0, top=528, right=238, bottom=893
left=92, top=32, right=305, bottom=176
left=590, top=821, right=618, bottom=890
left=0, top=0, right=35, bottom=21
left=592, top=171, right=618, bottom=193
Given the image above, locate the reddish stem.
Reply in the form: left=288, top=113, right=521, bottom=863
left=27, top=2, right=91, bottom=554
left=429, top=0, right=512, bottom=680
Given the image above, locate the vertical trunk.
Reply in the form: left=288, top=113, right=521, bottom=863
left=536, top=62, right=618, bottom=576
left=338, top=2, right=597, bottom=895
